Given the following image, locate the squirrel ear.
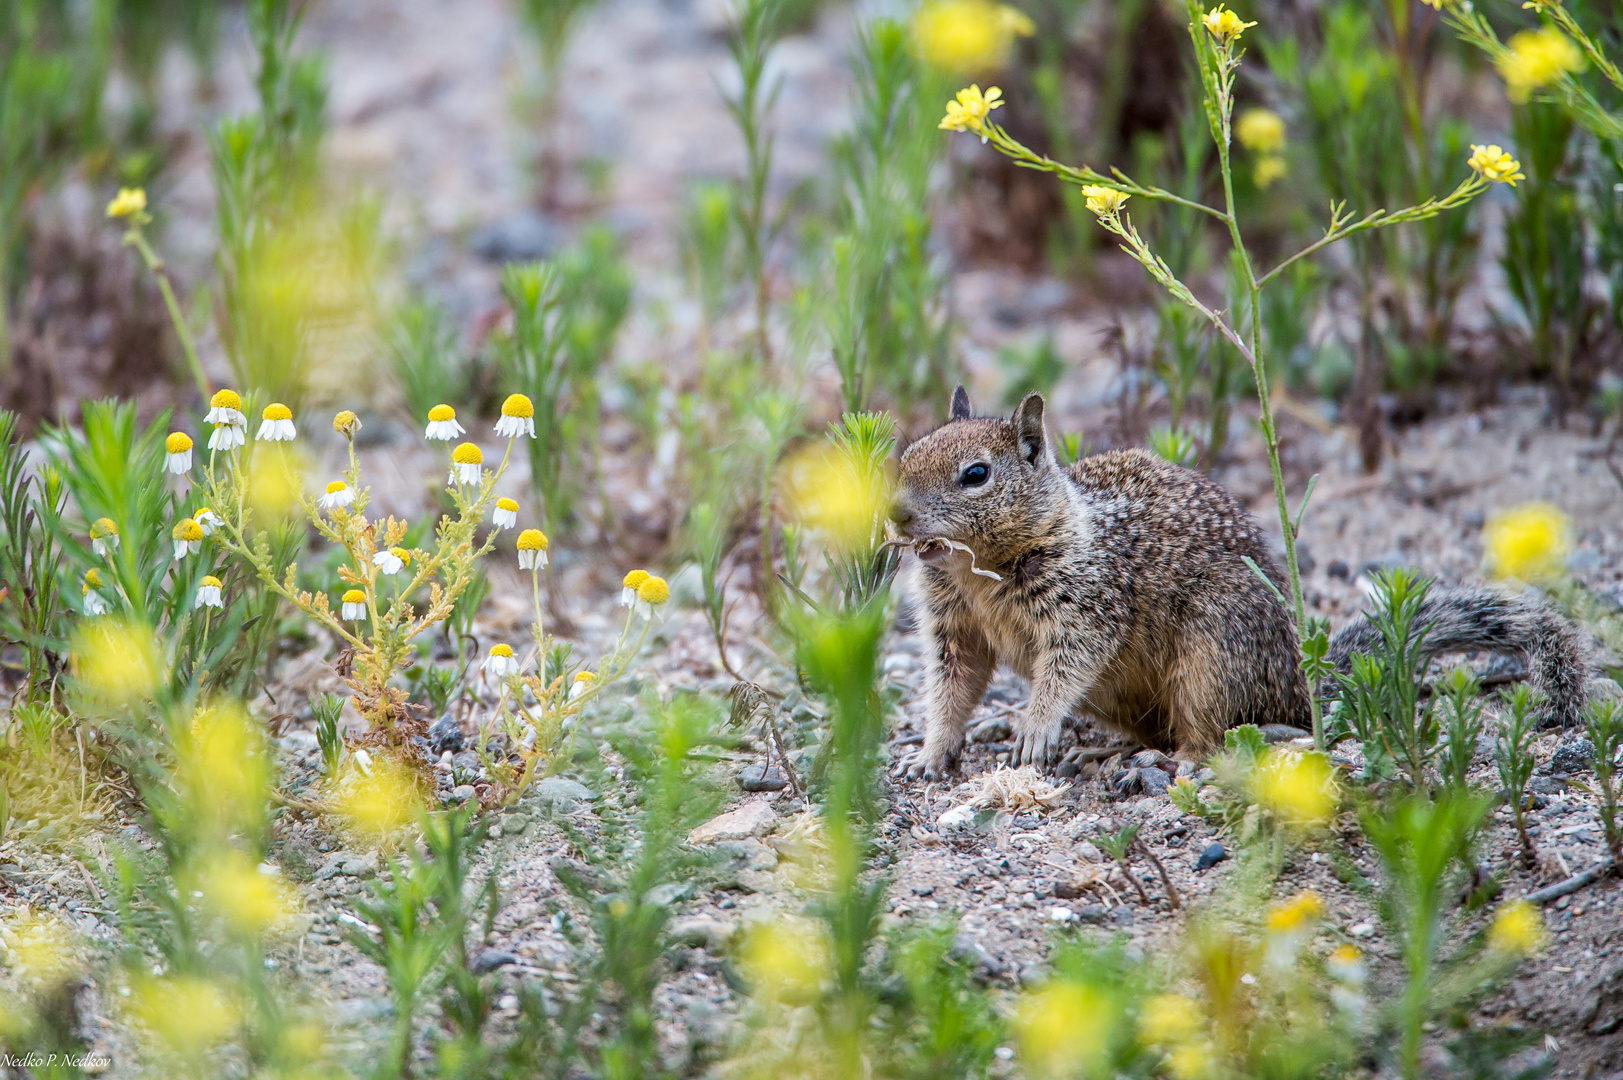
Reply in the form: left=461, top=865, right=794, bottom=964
left=1012, top=392, right=1052, bottom=469
left=949, top=385, right=973, bottom=421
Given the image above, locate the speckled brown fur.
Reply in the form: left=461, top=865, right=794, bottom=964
left=893, top=388, right=1592, bottom=778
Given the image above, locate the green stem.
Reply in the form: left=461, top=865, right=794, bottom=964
left=128, top=227, right=210, bottom=401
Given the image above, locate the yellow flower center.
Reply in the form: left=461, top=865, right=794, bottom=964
left=490, top=643, right=514, bottom=658
left=496, top=497, right=519, bottom=512
left=574, top=671, right=594, bottom=683
left=1484, top=501, right=1571, bottom=583
left=262, top=403, right=292, bottom=421
left=501, top=393, right=535, bottom=418
left=428, top=404, right=455, bottom=422
left=166, top=432, right=193, bottom=453
left=342, top=589, right=366, bottom=604
left=106, top=187, right=147, bottom=219
left=200, top=575, right=222, bottom=589
left=85, top=569, right=103, bottom=588
left=637, top=576, right=671, bottom=604
left=1236, top=108, right=1286, bottom=153
left=517, top=528, right=549, bottom=551
left=210, top=389, right=242, bottom=411
left=452, top=442, right=483, bottom=465
left=90, top=517, right=117, bottom=538
left=326, top=481, right=349, bottom=494
left=333, top=410, right=360, bottom=435
left=623, top=569, right=651, bottom=589
left=389, top=547, right=411, bottom=565
left=172, top=518, right=204, bottom=542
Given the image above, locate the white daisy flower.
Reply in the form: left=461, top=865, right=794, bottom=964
left=165, top=432, right=194, bottom=475
left=450, top=442, right=483, bottom=485
left=318, top=481, right=355, bottom=511
left=425, top=404, right=465, bottom=441
left=256, top=403, right=296, bottom=441
left=568, top=671, right=594, bottom=700
left=492, top=497, right=519, bottom=530
left=516, top=529, right=548, bottom=570
left=193, top=507, right=221, bottom=536
left=620, top=569, right=649, bottom=607
left=373, top=547, right=408, bottom=575
left=340, top=589, right=368, bottom=620
left=195, top=575, right=224, bottom=609
left=206, top=389, right=246, bottom=427
left=82, top=570, right=109, bottom=616
left=172, top=518, right=204, bottom=560
left=89, top=518, right=119, bottom=556
left=484, top=643, right=517, bottom=678
left=495, top=394, right=536, bottom=439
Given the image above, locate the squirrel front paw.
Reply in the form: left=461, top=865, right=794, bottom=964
left=1011, top=721, right=1062, bottom=769
left=901, top=742, right=961, bottom=782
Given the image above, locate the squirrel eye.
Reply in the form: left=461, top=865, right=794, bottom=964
left=959, top=462, right=990, bottom=487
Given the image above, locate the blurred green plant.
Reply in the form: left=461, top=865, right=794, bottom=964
left=0, top=409, right=68, bottom=701
left=497, top=227, right=632, bottom=534
left=725, top=0, right=787, bottom=364
left=1581, top=698, right=1623, bottom=867
left=387, top=296, right=474, bottom=425
left=1494, top=684, right=1542, bottom=869
left=0, top=0, right=110, bottom=370
left=1337, top=568, right=1440, bottom=791
left=518, top=0, right=602, bottom=205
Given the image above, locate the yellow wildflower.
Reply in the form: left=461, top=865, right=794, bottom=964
left=200, top=850, right=296, bottom=936
left=128, top=975, right=239, bottom=1055
left=451, top=441, right=484, bottom=484
left=333, top=756, right=423, bottom=840
left=1081, top=184, right=1130, bottom=217
left=517, top=528, right=549, bottom=570
left=1237, top=108, right=1286, bottom=153
left=740, top=915, right=830, bottom=1004
left=1168, top=1043, right=1216, bottom=1080
left=1499, top=26, right=1584, bottom=103
left=1202, top=6, right=1255, bottom=43
left=1488, top=899, right=1545, bottom=955
left=1254, top=749, right=1338, bottom=825
left=938, top=84, right=1005, bottom=141
left=1265, top=890, right=1325, bottom=933
left=1468, top=144, right=1526, bottom=185
left=912, top=0, right=1034, bottom=75
left=333, top=410, right=361, bottom=438
left=106, top=187, right=147, bottom=220
left=1254, top=155, right=1288, bottom=188
left=1484, top=501, right=1571, bottom=583
left=73, top=618, right=158, bottom=702
left=637, top=576, right=671, bottom=605
left=1138, top=993, right=1203, bottom=1045
left=1016, top=981, right=1114, bottom=1078
left=496, top=393, right=536, bottom=438
left=783, top=445, right=892, bottom=549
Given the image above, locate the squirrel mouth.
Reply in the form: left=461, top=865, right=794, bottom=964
left=909, top=537, right=1004, bottom=580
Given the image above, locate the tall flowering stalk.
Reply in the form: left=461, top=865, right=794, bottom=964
left=939, top=4, right=1520, bottom=748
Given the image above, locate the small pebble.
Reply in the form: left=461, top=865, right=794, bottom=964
left=1196, top=842, right=1227, bottom=871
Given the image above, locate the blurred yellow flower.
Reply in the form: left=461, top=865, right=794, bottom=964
left=180, top=703, right=271, bottom=839
left=1483, top=501, right=1571, bottom=583
left=1168, top=1042, right=1217, bottom=1080
left=1499, top=26, right=1584, bottom=103
left=1139, top=993, right=1203, bottom=1045
left=741, top=915, right=829, bottom=1004
left=938, top=84, right=1004, bottom=140
left=1265, top=890, right=1324, bottom=933
left=73, top=618, right=158, bottom=702
left=1237, top=108, right=1286, bottom=153
left=1081, top=184, right=1130, bottom=216
left=1488, top=899, right=1545, bottom=955
left=783, top=445, right=892, bottom=550
left=106, top=187, right=147, bottom=219
left=200, top=850, right=297, bottom=936
left=333, top=410, right=361, bottom=438
left=4, top=910, right=75, bottom=984
left=1017, top=980, right=1114, bottom=1077
left=1254, top=749, right=1338, bottom=825
left=128, top=974, right=239, bottom=1056
left=1202, top=6, right=1255, bottom=43
left=1468, top=144, right=1526, bottom=185
left=912, top=0, right=1033, bottom=74
left=334, top=755, right=423, bottom=840
left=1254, top=155, right=1288, bottom=188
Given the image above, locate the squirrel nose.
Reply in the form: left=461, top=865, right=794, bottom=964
left=890, top=497, right=916, bottom=529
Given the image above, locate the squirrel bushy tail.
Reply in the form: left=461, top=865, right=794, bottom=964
left=1326, top=588, right=1591, bottom=728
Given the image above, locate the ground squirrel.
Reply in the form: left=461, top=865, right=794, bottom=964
left=891, top=387, right=1592, bottom=778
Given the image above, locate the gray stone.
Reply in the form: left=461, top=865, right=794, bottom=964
left=448, top=785, right=476, bottom=804
left=647, top=882, right=693, bottom=906
left=1550, top=739, right=1596, bottom=775
left=470, top=210, right=563, bottom=263
left=738, top=763, right=789, bottom=792
left=1075, top=904, right=1109, bottom=925
left=332, top=998, right=393, bottom=1025
left=1195, top=842, right=1227, bottom=871
left=470, top=948, right=518, bottom=975
left=534, top=777, right=593, bottom=811
left=669, top=916, right=736, bottom=951
left=429, top=714, right=465, bottom=755
left=1112, top=906, right=1135, bottom=927
left=937, top=804, right=983, bottom=833
left=688, top=802, right=778, bottom=843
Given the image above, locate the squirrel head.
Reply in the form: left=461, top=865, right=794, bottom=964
left=892, top=387, right=1069, bottom=564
